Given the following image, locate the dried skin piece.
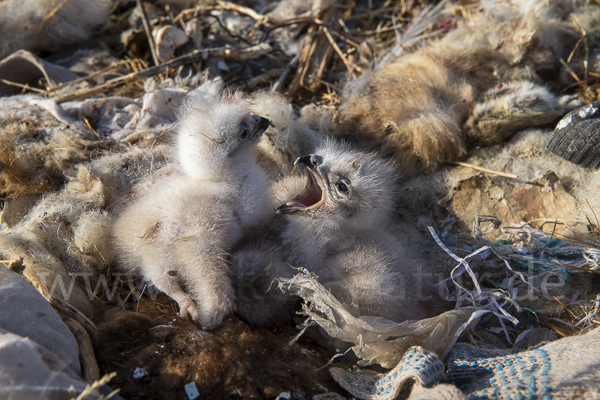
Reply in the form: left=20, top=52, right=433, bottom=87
left=153, top=26, right=189, bottom=62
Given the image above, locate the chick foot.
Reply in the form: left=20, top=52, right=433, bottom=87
left=176, top=297, right=201, bottom=322
left=196, top=293, right=235, bottom=330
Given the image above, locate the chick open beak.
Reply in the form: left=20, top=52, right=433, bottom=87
left=276, top=155, right=325, bottom=214
left=251, top=115, right=272, bottom=140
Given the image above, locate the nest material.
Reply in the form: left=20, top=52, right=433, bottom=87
left=2, top=0, right=600, bottom=399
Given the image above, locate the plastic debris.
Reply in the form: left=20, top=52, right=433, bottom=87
left=280, top=269, right=486, bottom=368
left=184, top=382, right=200, bottom=399
left=132, top=367, right=148, bottom=379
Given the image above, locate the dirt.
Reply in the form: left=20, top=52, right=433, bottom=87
left=93, top=297, right=345, bottom=399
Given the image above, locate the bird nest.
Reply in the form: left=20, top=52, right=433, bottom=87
left=2, top=0, right=600, bottom=399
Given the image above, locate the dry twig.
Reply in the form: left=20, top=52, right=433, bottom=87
left=1, top=79, right=46, bottom=94
left=174, top=0, right=266, bottom=25
left=322, top=25, right=355, bottom=77
left=452, top=161, right=519, bottom=180
left=52, top=43, right=272, bottom=103
left=36, top=0, right=72, bottom=39
left=245, top=67, right=285, bottom=89
left=62, top=317, right=100, bottom=383
left=74, top=372, right=119, bottom=400
left=216, top=0, right=266, bottom=22
left=46, top=60, right=130, bottom=94
left=552, top=259, right=600, bottom=274
left=136, top=0, right=160, bottom=66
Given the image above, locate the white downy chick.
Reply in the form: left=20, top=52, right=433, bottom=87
left=112, top=82, right=272, bottom=329
left=277, top=139, right=446, bottom=322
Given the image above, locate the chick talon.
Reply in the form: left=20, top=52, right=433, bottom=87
left=178, top=299, right=200, bottom=322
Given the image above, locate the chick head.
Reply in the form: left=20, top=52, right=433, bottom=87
left=175, top=88, right=271, bottom=180
left=277, top=139, right=398, bottom=232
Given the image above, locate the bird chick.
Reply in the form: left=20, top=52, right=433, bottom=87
left=112, top=84, right=272, bottom=330
left=276, top=139, right=445, bottom=322
left=231, top=242, right=300, bottom=326
left=248, top=91, right=324, bottom=179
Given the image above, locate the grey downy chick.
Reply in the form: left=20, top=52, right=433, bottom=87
left=231, top=241, right=300, bottom=326
left=276, top=139, right=446, bottom=322
left=112, top=84, right=272, bottom=329
left=229, top=171, right=310, bottom=326
left=248, top=91, right=324, bottom=179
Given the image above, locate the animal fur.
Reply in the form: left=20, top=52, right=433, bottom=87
left=0, top=96, right=114, bottom=197
left=0, top=144, right=170, bottom=318
left=337, top=0, right=600, bottom=175
left=465, top=81, right=560, bottom=146
left=340, top=44, right=508, bottom=175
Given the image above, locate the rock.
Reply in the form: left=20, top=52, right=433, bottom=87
left=153, top=25, right=189, bottom=62
left=0, top=266, right=81, bottom=374
left=447, top=172, right=577, bottom=239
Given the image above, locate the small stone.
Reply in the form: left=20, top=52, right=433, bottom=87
left=153, top=25, right=189, bottom=62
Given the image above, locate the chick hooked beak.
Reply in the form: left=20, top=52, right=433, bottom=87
left=276, top=154, right=325, bottom=214
left=251, top=115, right=272, bottom=140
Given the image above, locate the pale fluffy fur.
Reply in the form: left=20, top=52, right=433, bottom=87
left=112, top=84, right=272, bottom=329
left=0, top=167, right=111, bottom=317
left=0, top=96, right=115, bottom=197
left=250, top=91, right=324, bottom=179
left=339, top=44, right=499, bottom=174
left=339, top=42, right=560, bottom=176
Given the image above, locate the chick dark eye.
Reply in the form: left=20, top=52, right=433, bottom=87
left=239, top=122, right=249, bottom=139
left=337, top=182, right=348, bottom=193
